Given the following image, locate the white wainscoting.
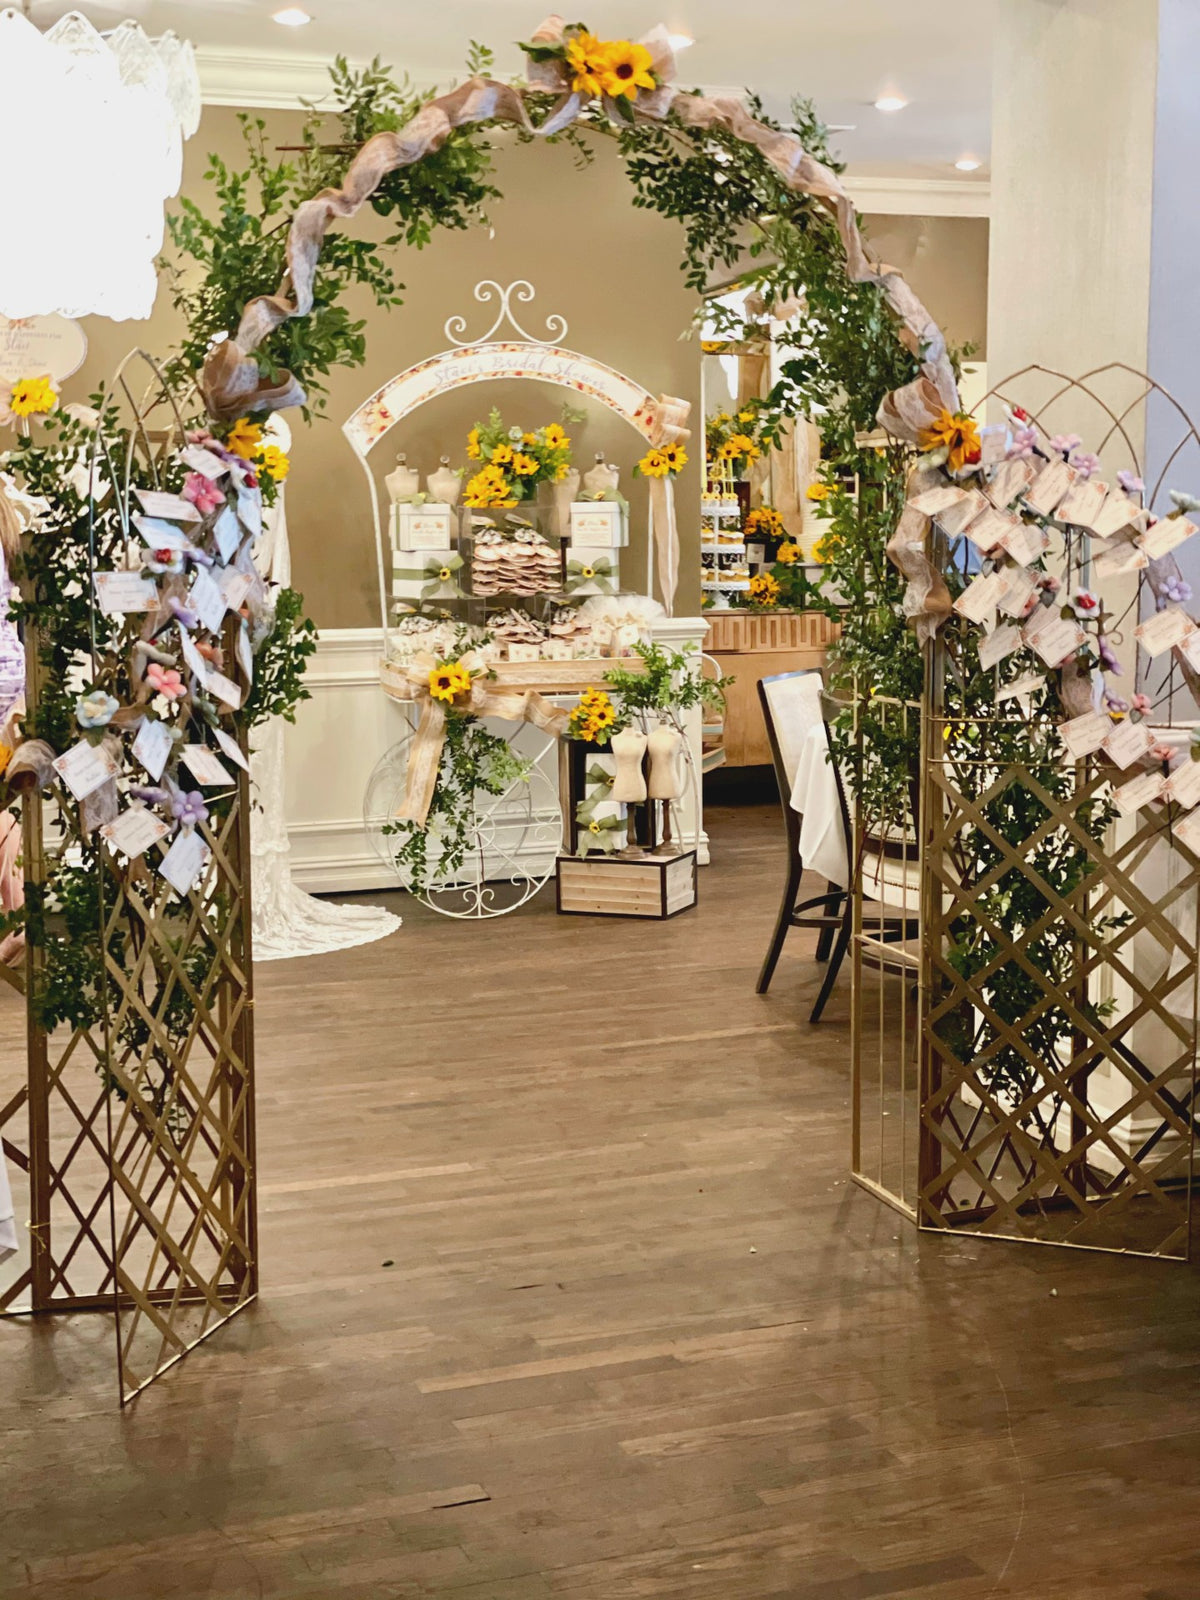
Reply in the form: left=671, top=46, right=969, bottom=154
left=284, top=622, right=710, bottom=893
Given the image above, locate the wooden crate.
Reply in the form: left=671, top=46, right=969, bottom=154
left=704, top=609, right=840, bottom=656
left=556, top=850, right=697, bottom=919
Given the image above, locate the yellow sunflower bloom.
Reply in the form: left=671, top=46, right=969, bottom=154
left=738, top=409, right=755, bottom=423
left=638, top=448, right=669, bottom=478
left=466, top=428, right=482, bottom=460
left=512, top=452, right=539, bottom=476
left=225, top=416, right=263, bottom=460
left=566, top=30, right=609, bottom=97
left=256, top=442, right=290, bottom=481
left=918, top=408, right=981, bottom=474
left=580, top=565, right=595, bottom=580
left=805, top=482, right=832, bottom=502
left=490, top=443, right=514, bottom=466
left=428, top=662, right=471, bottom=703
left=9, top=375, right=57, bottom=417
left=749, top=573, right=781, bottom=606
left=598, top=39, right=656, bottom=100
left=521, top=432, right=538, bottom=446
left=542, top=424, right=569, bottom=449
left=776, top=542, right=801, bottom=565
left=662, top=444, right=688, bottom=472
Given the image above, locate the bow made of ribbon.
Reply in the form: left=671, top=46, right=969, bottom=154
left=576, top=810, right=625, bottom=857
left=392, top=552, right=465, bottom=602
left=198, top=20, right=955, bottom=443
left=380, top=651, right=570, bottom=827
left=566, top=556, right=617, bottom=595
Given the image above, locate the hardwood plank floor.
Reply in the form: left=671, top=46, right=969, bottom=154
left=2, top=799, right=1200, bottom=1599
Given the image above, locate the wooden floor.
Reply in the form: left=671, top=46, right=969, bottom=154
left=3, top=800, right=1200, bottom=1599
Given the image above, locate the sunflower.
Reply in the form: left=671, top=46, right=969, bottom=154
left=521, top=432, right=538, bottom=446
left=805, top=482, right=832, bottom=502
left=566, top=29, right=609, bottom=96
left=661, top=443, right=688, bottom=472
left=490, top=442, right=514, bottom=466
left=749, top=573, right=781, bottom=606
left=512, top=452, right=539, bottom=476
left=464, top=468, right=517, bottom=508
left=812, top=534, right=841, bottom=564
left=554, top=462, right=570, bottom=480
left=466, top=428, right=482, bottom=460
left=9, top=375, right=56, bottom=417
left=542, top=423, right=569, bottom=449
left=0, top=742, right=11, bottom=778
left=592, top=702, right=615, bottom=727
left=225, top=416, right=263, bottom=460
left=428, top=662, right=471, bottom=703
left=638, top=447, right=669, bottom=478
left=745, top=507, right=784, bottom=540
left=918, top=408, right=981, bottom=474
left=598, top=39, right=656, bottom=100
left=437, top=566, right=453, bottom=583
left=256, top=442, right=290, bottom=481
left=775, top=542, right=801, bottom=565
left=580, top=565, right=595, bottom=580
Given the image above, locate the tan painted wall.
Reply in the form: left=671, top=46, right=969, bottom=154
left=69, top=106, right=989, bottom=629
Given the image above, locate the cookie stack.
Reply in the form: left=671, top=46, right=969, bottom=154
left=472, top=527, right=562, bottom=597
left=489, top=609, right=549, bottom=650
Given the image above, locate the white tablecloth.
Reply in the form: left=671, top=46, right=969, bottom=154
left=788, top=722, right=850, bottom=888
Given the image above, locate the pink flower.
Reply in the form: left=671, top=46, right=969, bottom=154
left=1117, top=470, right=1145, bottom=496
left=1150, top=743, right=1175, bottom=765
left=1131, top=692, right=1152, bottom=716
left=182, top=472, right=224, bottom=516
left=146, top=663, right=185, bottom=701
left=1039, top=574, right=1061, bottom=594
left=1049, top=433, right=1083, bottom=458
left=1072, top=452, right=1102, bottom=480
left=1006, top=426, right=1039, bottom=460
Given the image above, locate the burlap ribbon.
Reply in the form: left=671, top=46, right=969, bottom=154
left=381, top=653, right=569, bottom=827
left=886, top=466, right=953, bottom=647
left=643, top=394, right=691, bottom=613
left=198, top=17, right=957, bottom=445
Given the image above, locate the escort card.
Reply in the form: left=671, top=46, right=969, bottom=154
left=132, top=716, right=173, bottom=782
left=964, top=505, right=1019, bottom=554
left=938, top=488, right=989, bottom=538
left=132, top=515, right=189, bottom=549
left=189, top=567, right=226, bottom=636
left=134, top=488, right=200, bottom=523
left=181, top=745, right=234, bottom=787
left=1181, top=631, right=1200, bottom=672
left=1165, top=759, right=1200, bottom=811
left=206, top=670, right=242, bottom=711
left=100, top=805, right=171, bottom=860
left=1092, top=495, right=1143, bottom=540
left=998, top=566, right=1039, bottom=618
left=954, top=571, right=1009, bottom=623
left=1102, top=718, right=1155, bottom=769
left=53, top=739, right=120, bottom=801
left=909, top=485, right=970, bottom=517
left=1055, top=478, right=1108, bottom=530
left=178, top=627, right=210, bottom=684
left=506, top=643, right=541, bottom=663
left=1059, top=710, right=1113, bottom=760
left=1023, top=611, right=1086, bottom=667
left=978, top=623, right=1024, bottom=670
left=236, top=621, right=254, bottom=684
left=980, top=424, right=1007, bottom=468
left=179, top=444, right=229, bottom=481
left=985, top=457, right=1036, bottom=509
left=996, top=671, right=1045, bottom=706
left=94, top=571, right=156, bottom=615
left=214, top=728, right=250, bottom=773
left=1093, top=541, right=1148, bottom=580
left=236, top=489, right=263, bottom=539
left=213, top=504, right=242, bottom=564
left=1135, top=608, right=1196, bottom=658
left=1024, top=458, right=1076, bottom=517
left=218, top=567, right=253, bottom=613
left=1176, top=806, right=1200, bottom=855
left=1141, top=515, right=1197, bottom=560
left=1113, top=770, right=1167, bottom=817
left=995, top=520, right=1049, bottom=566
left=159, top=829, right=210, bottom=897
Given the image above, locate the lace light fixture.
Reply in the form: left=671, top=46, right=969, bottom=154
left=0, top=6, right=201, bottom=322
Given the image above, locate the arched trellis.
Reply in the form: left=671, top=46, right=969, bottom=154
left=344, top=328, right=684, bottom=630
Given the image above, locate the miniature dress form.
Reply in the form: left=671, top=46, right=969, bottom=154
left=426, top=456, right=461, bottom=507
left=386, top=452, right=421, bottom=503
left=583, top=451, right=620, bottom=498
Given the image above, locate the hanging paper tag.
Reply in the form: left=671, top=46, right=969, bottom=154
left=236, top=622, right=254, bottom=684
left=1135, top=608, right=1196, bottom=658
left=1092, top=495, right=1143, bottom=540
left=100, top=805, right=171, bottom=860
left=94, top=571, right=157, bottom=614
left=189, top=567, right=226, bottom=635
left=237, top=490, right=263, bottom=539
left=1102, top=718, right=1155, bottom=769
left=1175, top=806, right=1200, bottom=856
left=159, top=829, right=210, bottom=896
left=178, top=627, right=210, bottom=685
left=996, top=671, right=1046, bottom=705
left=995, top=520, right=1049, bottom=566
left=132, top=515, right=189, bottom=549
left=1113, top=770, right=1167, bottom=817
left=1024, top=459, right=1076, bottom=517
left=954, top=571, right=1009, bottom=624
left=1180, top=631, right=1200, bottom=672
left=909, top=485, right=970, bottom=517
left=218, top=568, right=253, bottom=612
left=985, top=458, right=1036, bottom=509
left=134, top=488, right=201, bottom=523
left=132, top=716, right=173, bottom=782
left=1022, top=611, right=1087, bottom=667
left=998, top=566, right=1038, bottom=618
left=52, top=740, right=120, bottom=801
left=964, top=506, right=1020, bottom=554
left=1165, top=759, right=1200, bottom=810
left=206, top=670, right=242, bottom=711
left=214, top=728, right=250, bottom=773
left=977, top=623, right=1024, bottom=670
left=180, top=445, right=229, bottom=481
left=1094, top=542, right=1147, bottom=580
left=181, top=745, right=234, bottom=787
left=213, top=505, right=242, bottom=564
left=1059, top=711, right=1112, bottom=760
left=1142, top=516, right=1197, bottom=560
left=1055, top=478, right=1108, bottom=530
left=937, top=488, right=989, bottom=538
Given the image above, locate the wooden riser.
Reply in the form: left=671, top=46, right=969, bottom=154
left=556, top=851, right=698, bottom=920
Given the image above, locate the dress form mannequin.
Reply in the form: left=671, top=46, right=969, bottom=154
left=646, top=722, right=683, bottom=855
left=610, top=726, right=648, bottom=857
left=583, top=451, right=620, bottom=498
left=551, top=465, right=580, bottom=540
left=386, top=452, right=421, bottom=503
left=426, top=455, right=461, bottom=506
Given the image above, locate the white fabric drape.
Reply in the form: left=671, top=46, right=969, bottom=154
left=250, top=466, right=401, bottom=961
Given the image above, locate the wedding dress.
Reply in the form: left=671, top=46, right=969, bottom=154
left=250, top=462, right=401, bottom=960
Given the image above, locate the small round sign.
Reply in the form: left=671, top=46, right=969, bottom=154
left=0, top=314, right=87, bottom=383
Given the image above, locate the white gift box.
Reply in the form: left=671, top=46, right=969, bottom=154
left=569, top=500, right=628, bottom=548
left=391, top=501, right=454, bottom=552
left=565, top=545, right=620, bottom=599
left=392, top=546, right=461, bottom=603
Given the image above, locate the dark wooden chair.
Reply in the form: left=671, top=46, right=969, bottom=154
left=756, top=671, right=854, bottom=1022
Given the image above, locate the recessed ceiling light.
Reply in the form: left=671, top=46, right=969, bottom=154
left=667, top=32, right=694, bottom=50
left=955, top=156, right=982, bottom=172
left=272, top=7, right=312, bottom=25
left=874, top=94, right=907, bottom=113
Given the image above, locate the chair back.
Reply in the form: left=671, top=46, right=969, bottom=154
left=759, top=670, right=824, bottom=792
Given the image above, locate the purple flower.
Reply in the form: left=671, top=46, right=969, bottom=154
left=172, top=790, right=209, bottom=826
left=130, top=785, right=168, bottom=806
left=1164, top=577, right=1193, bottom=606
left=1006, top=427, right=1039, bottom=460
left=1117, top=470, right=1145, bottom=496
left=1097, top=635, right=1123, bottom=676
left=1072, top=452, right=1102, bottom=480
left=1105, top=692, right=1129, bottom=714
left=1049, top=433, right=1083, bottom=458
left=168, top=596, right=198, bottom=630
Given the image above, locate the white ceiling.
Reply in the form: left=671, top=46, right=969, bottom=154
left=31, top=0, right=993, bottom=179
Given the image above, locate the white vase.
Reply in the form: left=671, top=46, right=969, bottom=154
left=386, top=454, right=421, bottom=503
left=646, top=724, right=682, bottom=800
